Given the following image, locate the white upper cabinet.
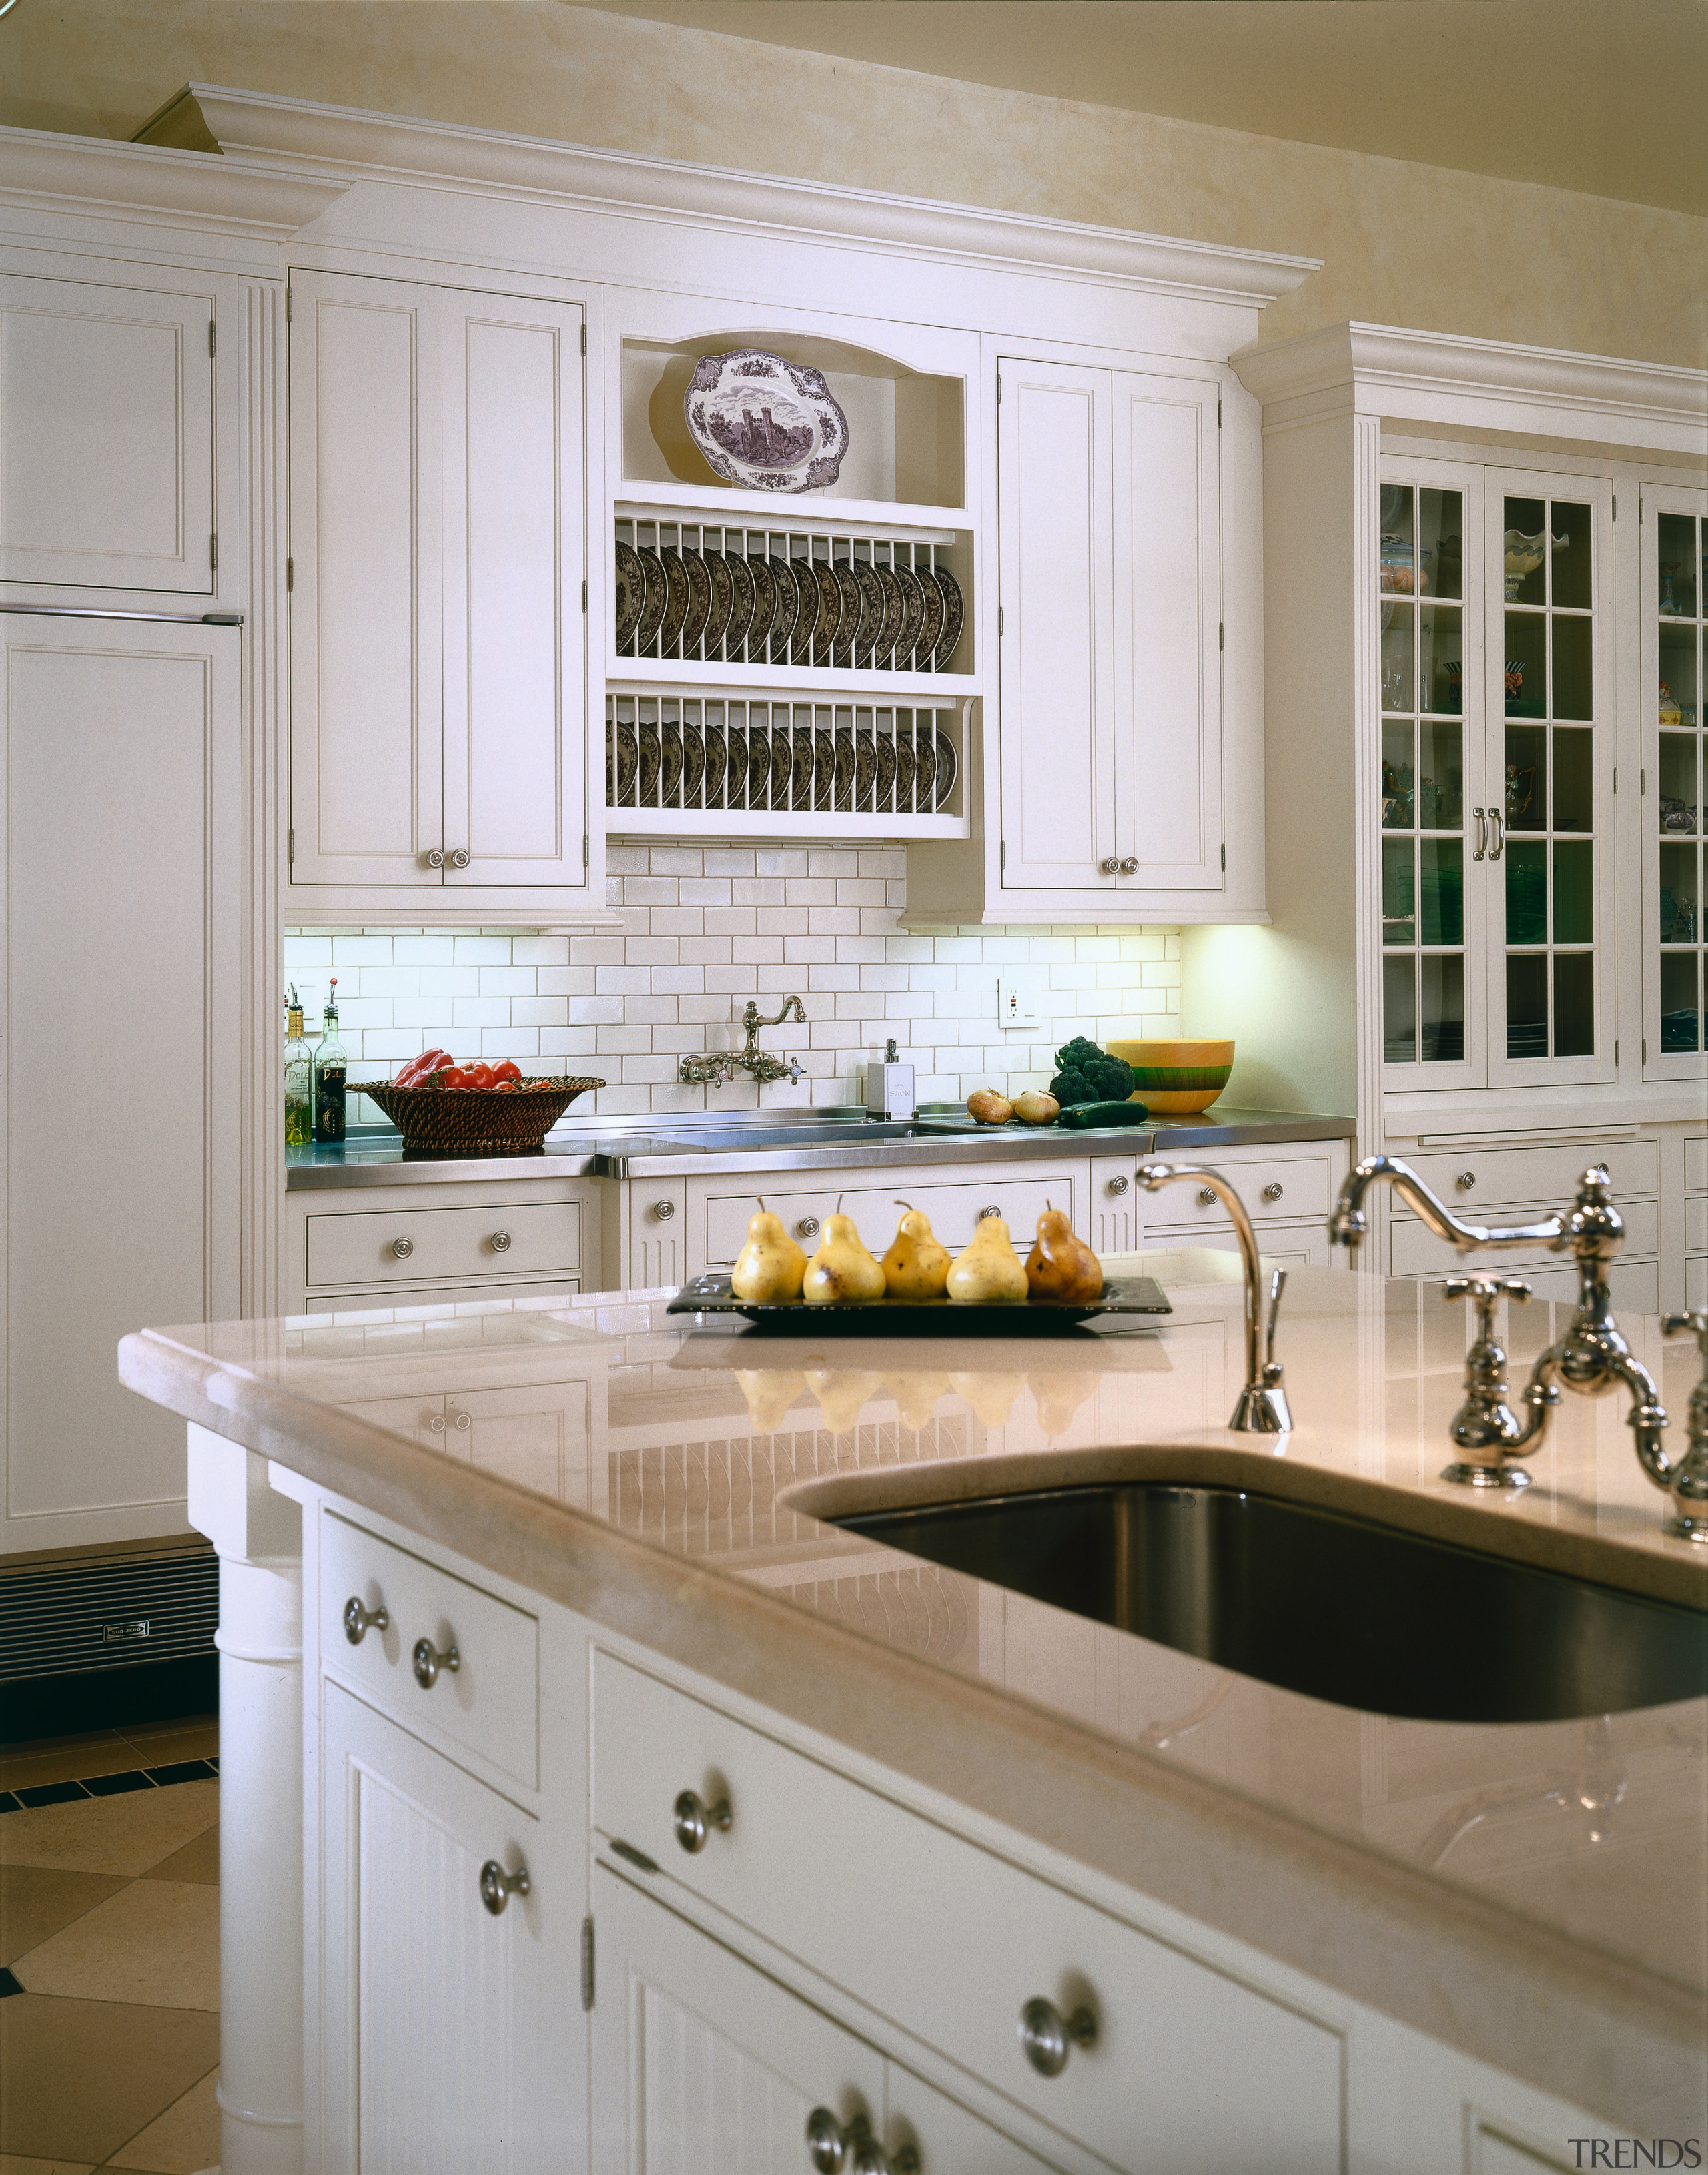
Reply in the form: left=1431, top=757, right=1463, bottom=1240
left=996, top=356, right=1223, bottom=901
left=0, top=271, right=215, bottom=594
left=288, top=268, right=591, bottom=915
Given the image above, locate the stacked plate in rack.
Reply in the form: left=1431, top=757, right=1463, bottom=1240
left=606, top=704, right=958, bottom=817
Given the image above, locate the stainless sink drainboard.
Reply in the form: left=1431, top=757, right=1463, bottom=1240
left=833, top=1482, right=1708, bottom=1725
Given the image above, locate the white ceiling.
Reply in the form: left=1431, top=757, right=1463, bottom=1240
left=563, top=0, right=1707, bottom=218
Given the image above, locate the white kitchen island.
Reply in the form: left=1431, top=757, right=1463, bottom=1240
left=119, top=1253, right=1707, bottom=2174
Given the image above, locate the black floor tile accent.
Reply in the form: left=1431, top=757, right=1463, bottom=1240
left=14, top=1779, right=91, bottom=1808
left=83, top=1768, right=153, bottom=1797
left=0, top=1966, right=23, bottom=1998
left=0, top=1791, right=18, bottom=1813
left=143, top=1759, right=218, bottom=1787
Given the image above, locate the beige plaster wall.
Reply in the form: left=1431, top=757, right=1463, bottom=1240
left=1, top=1, right=1698, bottom=368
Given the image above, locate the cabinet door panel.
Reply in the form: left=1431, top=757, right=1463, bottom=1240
left=592, top=1865, right=885, bottom=2175
left=1112, top=372, right=1222, bottom=888
left=322, top=1684, right=542, bottom=2174
left=289, top=270, right=444, bottom=885
left=997, top=359, right=1115, bottom=891
left=443, top=298, right=586, bottom=892
left=0, top=272, right=214, bottom=592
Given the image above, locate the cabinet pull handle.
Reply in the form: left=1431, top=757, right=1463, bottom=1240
left=390, top=1236, right=414, bottom=1259
left=1470, top=808, right=1487, bottom=862
left=422, top=849, right=444, bottom=870
left=652, top=1200, right=676, bottom=1222
left=1197, top=1186, right=1218, bottom=1206
left=342, top=1597, right=388, bottom=1646
left=805, top=2109, right=917, bottom=2174
left=1262, top=1182, right=1284, bottom=1202
left=1456, top=1170, right=1476, bottom=1192
left=795, top=1215, right=820, bottom=1239
left=1018, top=1995, right=1098, bottom=2077
left=1107, top=1174, right=1130, bottom=1196
left=412, top=1636, right=460, bottom=1688
left=490, top=1230, right=512, bottom=1252
left=1118, top=856, right=1138, bottom=876
left=977, top=1204, right=1001, bottom=1221
left=449, top=848, right=471, bottom=869
left=672, top=1788, right=733, bottom=1853
left=478, top=1859, right=530, bottom=1916
left=1098, top=855, right=1120, bottom=875
left=1487, top=808, right=1505, bottom=862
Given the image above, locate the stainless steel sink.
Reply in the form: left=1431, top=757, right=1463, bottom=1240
left=832, top=1482, right=1708, bottom=1723
left=644, top=1120, right=942, bottom=1150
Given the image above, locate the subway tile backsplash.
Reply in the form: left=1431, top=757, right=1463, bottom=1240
left=286, top=844, right=1180, bottom=1124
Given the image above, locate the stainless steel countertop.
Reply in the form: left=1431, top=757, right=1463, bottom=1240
left=285, top=1107, right=1354, bottom=1189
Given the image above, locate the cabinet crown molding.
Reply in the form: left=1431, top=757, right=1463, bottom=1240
left=1232, top=320, right=1708, bottom=455
left=0, top=117, right=348, bottom=239
left=142, top=83, right=1320, bottom=306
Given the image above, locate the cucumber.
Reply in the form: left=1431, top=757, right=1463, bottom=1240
left=1055, top=1099, right=1149, bottom=1129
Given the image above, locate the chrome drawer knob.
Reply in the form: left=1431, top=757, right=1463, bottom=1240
left=1098, top=855, right=1120, bottom=875
left=1456, top=1170, right=1476, bottom=1191
left=977, top=1204, right=1001, bottom=1221
left=391, top=1236, right=414, bottom=1259
left=478, top=1859, right=530, bottom=1916
left=672, top=1788, right=733, bottom=1853
left=1262, top=1182, right=1284, bottom=1202
left=1197, top=1186, right=1217, bottom=1206
left=452, top=1410, right=471, bottom=1431
left=805, top=2109, right=917, bottom=2175
left=342, top=1597, right=388, bottom=1646
left=796, top=1216, right=820, bottom=1239
left=1118, top=856, right=1138, bottom=875
left=449, top=848, right=470, bottom=869
left=1107, top=1174, right=1130, bottom=1196
left=490, top=1230, right=512, bottom=1252
left=412, top=1636, right=460, bottom=1688
left=652, top=1200, right=676, bottom=1222
left=1018, top=1995, right=1097, bottom=2078
left=428, top=1413, right=446, bottom=1433
left=422, top=848, right=444, bottom=869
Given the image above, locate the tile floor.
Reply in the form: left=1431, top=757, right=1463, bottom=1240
left=0, top=1715, right=220, bottom=2174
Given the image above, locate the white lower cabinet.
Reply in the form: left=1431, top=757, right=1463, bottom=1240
left=591, top=1867, right=1057, bottom=2175
left=320, top=1683, right=557, bottom=2173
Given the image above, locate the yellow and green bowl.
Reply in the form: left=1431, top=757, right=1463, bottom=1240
left=1106, top=1039, right=1234, bottom=1115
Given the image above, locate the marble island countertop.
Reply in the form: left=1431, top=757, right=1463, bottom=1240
left=119, top=1252, right=1707, bottom=2131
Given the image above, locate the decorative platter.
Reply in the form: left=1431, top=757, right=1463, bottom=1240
left=685, top=350, right=851, bottom=493
left=614, top=540, right=645, bottom=650
left=933, top=563, right=964, bottom=669
left=667, top=1272, right=1172, bottom=1334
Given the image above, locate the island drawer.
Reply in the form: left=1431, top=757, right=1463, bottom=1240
left=699, top=1171, right=1075, bottom=1266
left=1397, top=1139, right=1657, bottom=1212
left=1141, top=1151, right=1334, bottom=1234
left=1687, top=1138, right=1708, bottom=1192
left=322, top=1512, right=538, bottom=1791
left=1390, top=1195, right=1660, bottom=1278
left=592, top=1653, right=1342, bottom=2172
left=306, top=1199, right=580, bottom=1289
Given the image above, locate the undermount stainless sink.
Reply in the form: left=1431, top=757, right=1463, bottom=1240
left=645, top=1120, right=943, bottom=1150
left=833, top=1484, right=1708, bottom=1724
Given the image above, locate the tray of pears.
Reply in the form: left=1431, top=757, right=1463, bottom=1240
left=667, top=1199, right=1170, bottom=1333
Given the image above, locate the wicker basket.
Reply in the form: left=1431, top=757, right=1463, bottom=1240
left=364, top=1077, right=603, bottom=1156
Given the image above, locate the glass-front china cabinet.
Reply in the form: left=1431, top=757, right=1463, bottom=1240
left=1379, top=463, right=1614, bottom=1092
left=1648, top=495, right=1705, bottom=1074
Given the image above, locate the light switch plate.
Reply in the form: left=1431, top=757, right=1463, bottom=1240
left=997, top=977, right=1041, bottom=1030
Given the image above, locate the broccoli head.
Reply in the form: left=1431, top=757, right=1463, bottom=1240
left=1047, top=1036, right=1134, bottom=1107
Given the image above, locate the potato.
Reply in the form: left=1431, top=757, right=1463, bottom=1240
left=1012, top=1090, right=1060, bottom=1125
left=967, top=1089, right=1013, bottom=1126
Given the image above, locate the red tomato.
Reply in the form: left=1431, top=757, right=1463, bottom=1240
left=437, top=1065, right=469, bottom=1090
left=465, top=1061, right=495, bottom=1090
left=490, top=1059, right=523, bottom=1085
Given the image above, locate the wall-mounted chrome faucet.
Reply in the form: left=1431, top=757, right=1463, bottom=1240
left=679, top=996, right=806, bottom=1090
left=1137, top=1162, right=1290, bottom=1433
left=1331, top=1156, right=1708, bottom=1540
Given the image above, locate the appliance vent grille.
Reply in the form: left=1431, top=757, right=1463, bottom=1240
left=0, top=1550, right=217, bottom=1684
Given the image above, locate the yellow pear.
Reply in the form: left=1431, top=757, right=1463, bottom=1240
left=888, top=1370, right=952, bottom=1430
left=1029, top=1370, right=1100, bottom=1436
left=946, top=1215, right=1028, bottom=1304
left=731, top=1210, right=807, bottom=1304
left=950, top=1370, right=1027, bottom=1429
left=1025, top=1206, right=1104, bottom=1306
left=803, top=1212, right=886, bottom=1305
left=881, top=1202, right=952, bottom=1300
left=735, top=1368, right=805, bottom=1434
left=806, top=1368, right=882, bottom=1433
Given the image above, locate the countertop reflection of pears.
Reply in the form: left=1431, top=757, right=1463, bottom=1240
left=950, top=1370, right=1026, bottom=1428
left=735, top=1368, right=805, bottom=1434
left=731, top=1210, right=807, bottom=1304
left=806, top=1368, right=882, bottom=1433
left=888, top=1371, right=952, bottom=1430
left=1025, top=1206, right=1104, bottom=1306
left=947, top=1215, right=1027, bottom=1304
left=803, top=1213, right=886, bottom=1305
left=1029, top=1370, right=1100, bottom=1436
left=881, top=1203, right=951, bottom=1300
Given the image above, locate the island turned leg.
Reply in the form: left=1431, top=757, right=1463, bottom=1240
left=187, top=1422, right=304, bottom=2175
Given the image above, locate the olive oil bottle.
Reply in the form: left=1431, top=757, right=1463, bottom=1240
left=284, top=986, right=313, bottom=1147
left=312, top=979, right=348, bottom=1144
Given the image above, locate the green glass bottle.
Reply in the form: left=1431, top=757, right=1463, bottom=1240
left=312, top=978, right=348, bottom=1144
left=284, top=986, right=313, bottom=1148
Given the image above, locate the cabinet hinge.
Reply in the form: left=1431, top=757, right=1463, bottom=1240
left=1220, top=843, right=1226, bottom=871
left=1643, top=1038, right=1648, bottom=1063
left=287, top=827, right=294, bottom=865
left=580, top=1915, right=595, bottom=2010
left=209, top=532, right=218, bottom=572
left=1615, top=1039, right=1619, bottom=1065
left=582, top=832, right=589, bottom=869
left=582, top=578, right=588, bottom=612
left=999, top=839, right=1006, bottom=870
left=208, top=320, right=216, bottom=358
left=1639, top=500, right=1645, bottom=524
left=997, top=604, right=1003, bottom=636
left=1641, top=768, right=1647, bottom=793
left=1217, top=398, right=1222, bottom=427
left=286, top=556, right=294, bottom=592
left=1611, top=494, right=1616, bottom=521
left=1218, top=623, right=1224, bottom=652
left=285, top=284, right=293, bottom=322
left=995, top=370, right=1001, bottom=404
left=610, top=1838, right=659, bottom=1875
left=580, top=322, right=587, bottom=357
left=1613, top=767, right=1619, bottom=793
